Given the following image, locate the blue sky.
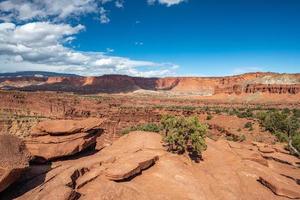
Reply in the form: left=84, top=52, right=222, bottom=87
left=0, top=0, right=299, bottom=76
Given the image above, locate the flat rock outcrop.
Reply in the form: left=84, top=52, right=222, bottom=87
left=3, top=131, right=300, bottom=200
left=31, top=118, right=105, bottom=136
left=0, top=135, right=30, bottom=192
left=25, top=118, right=105, bottom=162
left=104, top=151, right=159, bottom=181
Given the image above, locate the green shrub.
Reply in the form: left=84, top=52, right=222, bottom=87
left=120, top=127, right=134, bottom=135
left=292, top=109, right=300, bottom=118
left=161, top=115, right=207, bottom=158
left=239, top=134, right=246, bottom=142
left=261, top=111, right=299, bottom=135
left=258, top=110, right=300, bottom=156
left=244, top=122, right=253, bottom=129
left=120, top=123, right=161, bottom=135
left=273, top=131, right=289, bottom=142
left=136, top=123, right=161, bottom=132
left=255, top=111, right=267, bottom=121
left=226, top=134, right=246, bottom=142
left=206, top=115, right=213, bottom=120
left=215, top=109, right=221, bottom=114
left=291, top=133, right=300, bottom=153
left=237, top=109, right=253, bottom=118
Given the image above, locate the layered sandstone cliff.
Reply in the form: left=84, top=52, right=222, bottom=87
left=0, top=72, right=299, bottom=95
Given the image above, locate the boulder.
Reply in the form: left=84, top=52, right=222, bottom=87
left=31, top=118, right=105, bottom=136
left=0, top=135, right=30, bottom=192
left=26, top=118, right=105, bottom=162
left=25, top=132, right=98, bottom=162
left=104, top=150, right=159, bottom=181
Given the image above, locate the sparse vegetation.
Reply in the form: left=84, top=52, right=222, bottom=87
left=236, top=109, right=253, bottom=118
left=226, top=134, right=246, bottom=142
left=206, top=114, right=213, bottom=120
left=120, top=123, right=161, bottom=135
left=161, top=115, right=207, bottom=160
left=244, top=122, right=253, bottom=129
left=291, top=134, right=300, bottom=154
left=119, top=115, right=208, bottom=160
left=257, top=110, right=300, bottom=157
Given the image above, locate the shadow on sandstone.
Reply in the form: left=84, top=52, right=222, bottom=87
left=1, top=164, right=51, bottom=199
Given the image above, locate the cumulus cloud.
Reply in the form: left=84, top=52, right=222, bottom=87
left=0, top=1, right=181, bottom=77
left=0, top=0, right=183, bottom=23
left=0, top=22, right=177, bottom=77
left=0, top=0, right=125, bottom=23
left=0, top=0, right=97, bottom=22
left=147, top=0, right=186, bottom=7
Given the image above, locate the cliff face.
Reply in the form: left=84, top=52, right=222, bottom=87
left=244, top=84, right=300, bottom=94
left=0, top=72, right=299, bottom=95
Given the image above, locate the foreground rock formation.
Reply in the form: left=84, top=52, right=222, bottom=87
left=2, top=131, right=300, bottom=200
left=26, top=118, right=105, bottom=162
left=0, top=135, right=30, bottom=192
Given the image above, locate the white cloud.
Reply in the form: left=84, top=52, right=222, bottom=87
left=147, top=0, right=186, bottom=7
left=134, top=41, right=144, bottom=46
left=99, top=7, right=110, bottom=24
left=0, top=0, right=97, bottom=21
left=0, top=1, right=181, bottom=77
left=0, top=22, right=178, bottom=77
left=0, top=0, right=183, bottom=23
left=115, top=0, right=124, bottom=8
left=0, top=0, right=126, bottom=23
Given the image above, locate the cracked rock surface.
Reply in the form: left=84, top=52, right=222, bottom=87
left=2, top=131, right=300, bottom=200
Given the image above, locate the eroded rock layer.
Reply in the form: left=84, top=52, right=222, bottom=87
left=2, top=132, right=300, bottom=200
left=1, top=72, right=299, bottom=95
left=25, top=118, right=105, bottom=162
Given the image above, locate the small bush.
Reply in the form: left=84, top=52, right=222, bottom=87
left=215, top=109, right=221, bottom=114
left=161, top=115, right=207, bottom=159
left=237, top=109, right=253, bottom=118
left=273, top=131, right=289, bottom=142
left=260, top=111, right=299, bottom=135
left=120, top=123, right=161, bottom=135
left=291, top=134, right=300, bottom=153
left=244, top=122, right=253, bottom=129
left=206, top=115, right=213, bottom=120
left=239, top=134, right=246, bottom=142
left=293, top=109, right=300, bottom=118
left=226, top=134, right=246, bottom=142
left=282, top=108, right=290, bottom=114
left=258, top=110, right=300, bottom=156
left=120, top=127, right=133, bottom=135
left=136, top=123, right=161, bottom=132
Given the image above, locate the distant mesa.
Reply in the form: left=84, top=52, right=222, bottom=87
left=0, top=71, right=299, bottom=95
